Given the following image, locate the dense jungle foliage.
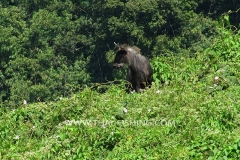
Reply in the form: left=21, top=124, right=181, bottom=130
left=0, top=0, right=239, bottom=106
left=1, top=0, right=240, bottom=159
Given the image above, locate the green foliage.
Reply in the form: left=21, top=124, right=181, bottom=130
left=1, top=72, right=240, bottom=159
left=152, top=12, right=240, bottom=88
left=1, top=0, right=234, bottom=105
left=206, top=17, right=240, bottom=61
left=1, top=0, right=240, bottom=159
left=0, top=2, right=91, bottom=106
left=197, top=0, right=240, bottom=27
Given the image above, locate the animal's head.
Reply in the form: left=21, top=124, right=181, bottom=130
left=113, top=42, right=128, bottom=69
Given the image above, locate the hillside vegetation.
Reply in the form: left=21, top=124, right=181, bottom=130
left=1, top=0, right=240, bottom=159
left=1, top=21, right=240, bottom=159
left=0, top=0, right=239, bottom=105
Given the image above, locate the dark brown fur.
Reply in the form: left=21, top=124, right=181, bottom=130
left=113, top=43, right=153, bottom=92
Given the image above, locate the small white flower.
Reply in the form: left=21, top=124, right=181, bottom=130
left=148, top=109, right=151, bottom=112
left=56, top=135, right=60, bottom=139
left=123, top=107, right=128, bottom=113
left=59, top=96, right=63, bottom=100
left=214, top=76, right=220, bottom=84
left=31, top=126, right=36, bottom=130
left=65, top=120, right=73, bottom=126
left=110, top=132, right=114, bottom=135
left=23, top=100, right=27, bottom=105
left=156, top=90, right=161, bottom=94
left=101, top=124, right=106, bottom=128
left=214, top=76, right=219, bottom=81
left=14, top=135, right=20, bottom=140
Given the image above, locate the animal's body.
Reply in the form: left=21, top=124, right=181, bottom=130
left=113, top=42, right=153, bottom=92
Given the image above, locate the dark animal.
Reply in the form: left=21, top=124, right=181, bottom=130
left=113, top=42, right=153, bottom=92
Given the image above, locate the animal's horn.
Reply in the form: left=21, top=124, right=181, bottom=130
left=114, top=42, right=119, bottom=47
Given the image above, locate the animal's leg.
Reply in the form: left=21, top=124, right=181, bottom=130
left=134, top=81, right=141, bottom=93
left=126, top=69, right=134, bottom=92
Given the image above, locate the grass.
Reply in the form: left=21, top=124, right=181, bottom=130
left=1, top=67, right=240, bottom=159
left=1, top=28, right=240, bottom=158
